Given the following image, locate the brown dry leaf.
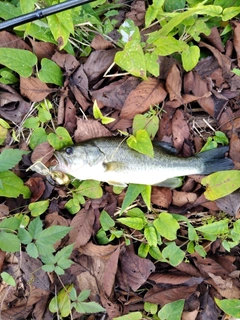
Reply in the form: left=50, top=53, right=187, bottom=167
left=91, top=77, right=141, bottom=110
left=120, top=78, right=167, bottom=119
left=63, top=97, right=77, bottom=134
left=70, top=84, right=90, bottom=111
left=182, top=309, right=199, bottom=320
left=25, top=176, right=46, bottom=203
left=208, top=272, right=240, bottom=299
left=144, top=284, right=198, bottom=305
left=184, top=71, right=214, bottom=116
left=74, top=118, right=112, bottom=142
left=67, top=207, right=95, bottom=248
left=203, top=27, right=224, bottom=52
left=229, top=132, right=240, bottom=162
left=83, top=48, right=118, bottom=86
left=117, top=247, right=155, bottom=291
left=197, top=292, right=219, bottom=320
left=215, top=190, right=240, bottom=217
left=172, top=109, right=190, bottom=151
left=0, top=31, right=31, bottom=50
left=149, top=273, right=203, bottom=286
left=125, top=0, right=146, bottom=26
left=166, top=63, right=182, bottom=102
left=71, top=64, right=89, bottom=99
left=44, top=211, right=69, bottom=228
left=30, top=39, right=56, bottom=60
left=91, top=34, right=114, bottom=50
left=231, top=21, right=240, bottom=67
left=103, top=246, right=120, bottom=297
left=31, top=142, right=54, bottom=164
left=151, top=187, right=172, bottom=208
left=20, top=77, right=52, bottom=102
left=52, top=51, right=80, bottom=76
left=172, top=190, right=197, bottom=207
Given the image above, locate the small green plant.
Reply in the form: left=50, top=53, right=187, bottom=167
left=93, top=100, right=115, bottom=125
left=49, top=285, right=105, bottom=318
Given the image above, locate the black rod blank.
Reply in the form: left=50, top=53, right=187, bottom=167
left=0, top=0, right=95, bottom=31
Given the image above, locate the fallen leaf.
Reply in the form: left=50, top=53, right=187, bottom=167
left=20, top=77, right=53, bottom=102
left=74, top=118, right=111, bottom=142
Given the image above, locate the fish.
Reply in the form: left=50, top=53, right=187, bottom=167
left=50, top=137, right=234, bottom=187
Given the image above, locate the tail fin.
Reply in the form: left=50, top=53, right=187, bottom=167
left=197, top=146, right=234, bottom=175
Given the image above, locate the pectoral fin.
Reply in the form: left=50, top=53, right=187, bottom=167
left=155, top=177, right=183, bottom=189
left=103, top=161, right=126, bottom=171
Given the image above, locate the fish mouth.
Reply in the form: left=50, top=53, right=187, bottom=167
left=50, top=151, right=69, bottom=172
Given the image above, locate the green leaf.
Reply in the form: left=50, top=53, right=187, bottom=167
left=55, top=244, right=74, bottom=265
left=26, top=242, right=39, bottom=258
left=28, top=216, right=43, bottom=239
left=182, top=45, right=200, bottom=71
left=145, top=52, right=160, bottom=77
left=20, top=0, right=36, bottom=14
left=153, top=212, right=180, bottom=240
left=93, top=100, right=115, bottom=124
left=127, top=208, right=145, bottom=218
left=214, top=131, right=229, bottom=145
left=29, top=127, right=48, bottom=150
left=145, top=0, right=164, bottom=27
left=117, top=217, right=145, bottom=230
left=222, top=7, right=240, bottom=21
left=0, top=232, right=20, bottom=253
left=144, top=224, right=158, bottom=247
left=149, top=245, right=163, bottom=260
left=100, top=210, right=115, bottom=231
left=215, top=298, right=240, bottom=318
left=0, top=216, right=21, bottom=230
left=1, top=272, right=16, bottom=286
left=162, top=242, right=185, bottom=266
left=36, top=225, right=72, bottom=246
left=153, top=36, right=188, bottom=55
left=144, top=302, right=158, bottom=315
left=47, top=126, right=73, bottom=150
left=65, top=198, right=81, bottom=215
left=23, top=116, right=40, bottom=129
left=201, top=170, right=240, bottom=200
left=18, top=228, right=32, bottom=245
left=119, top=19, right=141, bottom=43
left=138, top=242, right=150, bottom=258
left=141, top=185, right=152, bottom=210
left=195, top=219, right=229, bottom=236
left=120, top=183, right=145, bottom=214
left=127, top=129, right=154, bottom=157
left=113, top=311, right=142, bottom=320
left=47, top=10, right=74, bottom=49
left=73, top=301, right=105, bottom=314
left=0, top=48, right=37, bottom=77
left=49, top=285, right=72, bottom=317
left=158, top=299, right=184, bottom=320
left=77, top=180, right=103, bottom=198
left=0, top=171, right=30, bottom=198
left=132, top=114, right=159, bottom=139
left=164, top=0, right=185, bottom=11
left=38, top=58, right=63, bottom=86
left=29, top=200, right=49, bottom=217
left=0, top=149, right=29, bottom=172
left=114, top=40, right=147, bottom=79
left=0, top=2, right=21, bottom=20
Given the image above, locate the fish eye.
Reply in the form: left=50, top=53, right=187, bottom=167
left=65, top=147, right=74, bottom=155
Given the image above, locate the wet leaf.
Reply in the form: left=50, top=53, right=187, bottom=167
left=158, top=299, right=184, bottom=320
left=153, top=212, right=180, bottom=240
left=0, top=171, right=30, bottom=198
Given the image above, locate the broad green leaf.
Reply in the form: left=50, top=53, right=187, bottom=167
left=77, top=180, right=103, bottom=198
left=214, top=131, right=229, bottom=145
left=153, top=36, right=188, bottom=56
left=149, top=245, right=162, bottom=260
left=55, top=244, right=74, bottom=264
left=215, top=298, right=240, bottom=318
left=115, top=40, right=147, bottom=79
left=26, top=242, right=39, bottom=258
left=153, top=212, right=180, bottom=240
left=158, top=299, right=184, bottom=320
left=93, top=100, right=115, bottom=124
left=145, top=52, right=160, bottom=77
left=201, top=170, right=240, bottom=200
left=162, top=242, right=185, bottom=266
left=145, top=0, right=164, bottom=27
left=73, top=301, right=105, bottom=314
left=20, top=0, right=36, bottom=14
left=117, top=217, right=145, bottom=230
left=141, top=185, right=152, bottom=210
left=119, top=19, right=141, bottom=43
left=138, top=242, right=150, bottom=258
left=132, top=114, right=159, bottom=139
left=65, top=198, right=81, bottom=215
left=0, top=171, right=30, bottom=198
left=144, top=302, right=158, bottom=315
left=0, top=2, right=21, bottom=20
left=0, top=232, right=20, bottom=253
left=23, top=116, right=40, bottom=129
left=77, top=289, right=91, bottom=302
left=188, top=223, right=198, bottom=241
left=0, top=216, right=21, bottom=230
left=127, top=208, right=145, bottom=218
left=127, top=130, right=154, bottom=157
left=0, top=149, right=29, bottom=172
left=28, top=216, right=43, bottom=239
left=222, top=7, right=240, bottom=21
left=113, top=312, right=142, bottom=320
left=69, top=287, right=78, bottom=301
left=49, top=285, right=72, bottom=317
left=29, top=127, right=48, bottom=150
left=1, top=272, right=16, bottom=286
left=194, top=244, right=207, bottom=258
left=47, top=126, right=73, bottom=150
left=0, top=48, right=37, bottom=77
left=36, top=225, right=72, bottom=245
left=164, top=0, right=185, bottom=11
left=182, top=45, right=200, bottom=71
left=200, top=137, right=217, bottom=152
left=96, top=229, right=109, bottom=244
left=47, top=10, right=74, bottom=49
left=18, top=228, right=32, bottom=245
left=100, top=210, right=115, bottom=231
left=120, top=183, right=145, bottom=214
left=195, top=219, right=229, bottom=236
left=29, top=200, right=49, bottom=217
left=38, top=58, right=63, bottom=86
left=144, top=224, right=158, bottom=247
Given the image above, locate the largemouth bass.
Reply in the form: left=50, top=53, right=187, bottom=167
left=50, top=137, right=234, bottom=187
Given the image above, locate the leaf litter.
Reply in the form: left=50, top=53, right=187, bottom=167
left=1, top=1, right=240, bottom=319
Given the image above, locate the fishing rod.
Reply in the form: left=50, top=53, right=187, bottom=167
left=0, top=0, right=96, bottom=31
